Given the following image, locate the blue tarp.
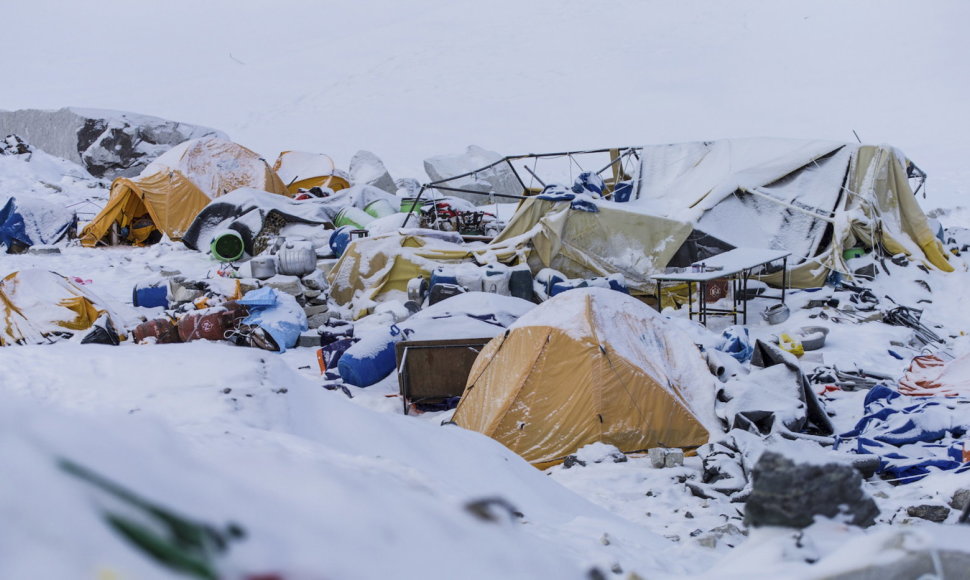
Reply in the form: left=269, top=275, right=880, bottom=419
left=237, top=287, right=308, bottom=353
left=0, top=197, right=76, bottom=252
left=836, top=385, right=970, bottom=483
left=717, top=325, right=754, bottom=363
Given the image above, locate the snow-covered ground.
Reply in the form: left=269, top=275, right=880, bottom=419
left=3, top=1, right=970, bottom=578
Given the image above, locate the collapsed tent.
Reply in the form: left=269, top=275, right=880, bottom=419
left=899, top=354, right=970, bottom=397
left=0, top=197, right=77, bottom=252
left=456, top=139, right=949, bottom=291
left=273, top=151, right=350, bottom=194
left=0, top=269, right=124, bottom=345
left=634, top=139, right=951, bottom=286
left=836, top=385, right=970, bottom=483
left=453, top=288, right=719, bottom=467
left=327, top=230, right=473, bottom=319
left=80, top=137, right=288, bottom=245
left=182, top=184, right=403, bottom=256
left=485, top=197, right=696, bottom=293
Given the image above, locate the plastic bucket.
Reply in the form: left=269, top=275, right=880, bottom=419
left=364, top=198, right=398, bottom=219
left=334, top=207, right=375, bottom=229
left=612, top=181, right=633, bottom=203
left=249, top=255, right=277, bottom=280
left=210, top=230, right=245, bottom=262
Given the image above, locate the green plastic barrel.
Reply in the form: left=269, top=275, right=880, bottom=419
left=364, top=199, right=397, bottom=219
left=210, top=231, right=245, bottom=262
left=399, top=198, right=426, bottom=214
left=334, top=207, right=374, bottom=229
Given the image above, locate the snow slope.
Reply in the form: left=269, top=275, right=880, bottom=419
left=4, top=1, right=970, bottom=578
left=5, top=1, right=969, bottom=210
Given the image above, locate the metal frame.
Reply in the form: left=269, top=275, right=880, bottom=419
left=652, top=251, right=790, bottom=326
left=402, top=146, right=642, bottom=228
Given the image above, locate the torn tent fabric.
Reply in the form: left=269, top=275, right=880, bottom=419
left=836, top=385, right=970, bottom=483
left=899, top=353, right=970, bottom=396
left=634, top=139, right=951, bottom=287
left=0, top=197, right=76, bottom=252
left=236, top=287, right=307, bottom=353
left=717, top=340, right=833, bottom=436
left=0, top=269, right=124, bottom=345
left=485, top=197, right=693, bottom=294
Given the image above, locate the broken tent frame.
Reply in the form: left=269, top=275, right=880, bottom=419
left=401, top=147, right=642, bottom=228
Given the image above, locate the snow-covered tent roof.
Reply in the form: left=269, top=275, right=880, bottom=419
left=80, top=137, right=288, bottom=245
left=469, top=139, right=951, bottom=289
left=631, top=138, right=951, bottom=286
left=453, top=287, right=719, bottom=467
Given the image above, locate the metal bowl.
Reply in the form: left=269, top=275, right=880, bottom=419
left=797, top=326, right=829, bottom=351
left=761, top=303, right=790, bottom=325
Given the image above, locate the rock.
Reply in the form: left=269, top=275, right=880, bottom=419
left=395, top=177, right=422, bottom=197
left=463, top=497, right=523, bottom=523
left=261, top=274, right=304, bottom=298
left=665, top=448, right=685, bottom=467
left=562, top=455, right=586, bottom=469
left=574, top=442, right=626, bottom=465
left=744, top=451, right=879, bottom=529
left=649, top=447, right=684, bottom=468
left=26, top=246, right=61, bottom=255
left=349, top=150, right=397, bottom=194
left=906, top=504, right=950, bottom=523
left=824, top=546, right=970, bottom=580
left=950, top=488, right=970, bottom=511
left=0, top=107, right=225, bottom=179
left=0, top=134, right=31, bottom=156
left=301, top=269, right=329, bottom=291
left=424, top=145, right=522, bottom=206
left=307, top=312, right=331, bottom=328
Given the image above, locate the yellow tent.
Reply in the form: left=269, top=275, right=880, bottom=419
left=81, top=138, right=288, bottom=246
left=0, top=269, right=124, bottom=345
left=453, top=287, right=718, bottom=468
left=273, top=151, right=351, bottom=194
left=327, top=231, right=473, bottom=319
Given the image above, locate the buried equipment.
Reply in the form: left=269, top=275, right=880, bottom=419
left=209, top=231, right=244, bottom=262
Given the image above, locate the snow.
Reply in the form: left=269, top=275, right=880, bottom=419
left=3, top=1, right=970, bottom=578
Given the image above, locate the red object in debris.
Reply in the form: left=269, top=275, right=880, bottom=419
left=133, top=318, right=182, bottom=344
left=818, top=384, right=842, bottom=395
left=177, top=301, right=249, bottom=342
left=316, top=348, right=326, bottom=374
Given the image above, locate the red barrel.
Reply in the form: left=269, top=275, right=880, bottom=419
left=177, top=302, right=249, bottom=342
left=133, top=318, right=182, bottom=344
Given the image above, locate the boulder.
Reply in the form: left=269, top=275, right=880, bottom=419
left=906, top=504, right=950, bottom=523
left=349, top=150, right=397, bottom=194
left=424, top=145, right=522, bottom=206
left=950, top=488, right=970, bottom=511
left=745, top=451, right=879, bottom=529
left=0, top=107, right=226, bottom=178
